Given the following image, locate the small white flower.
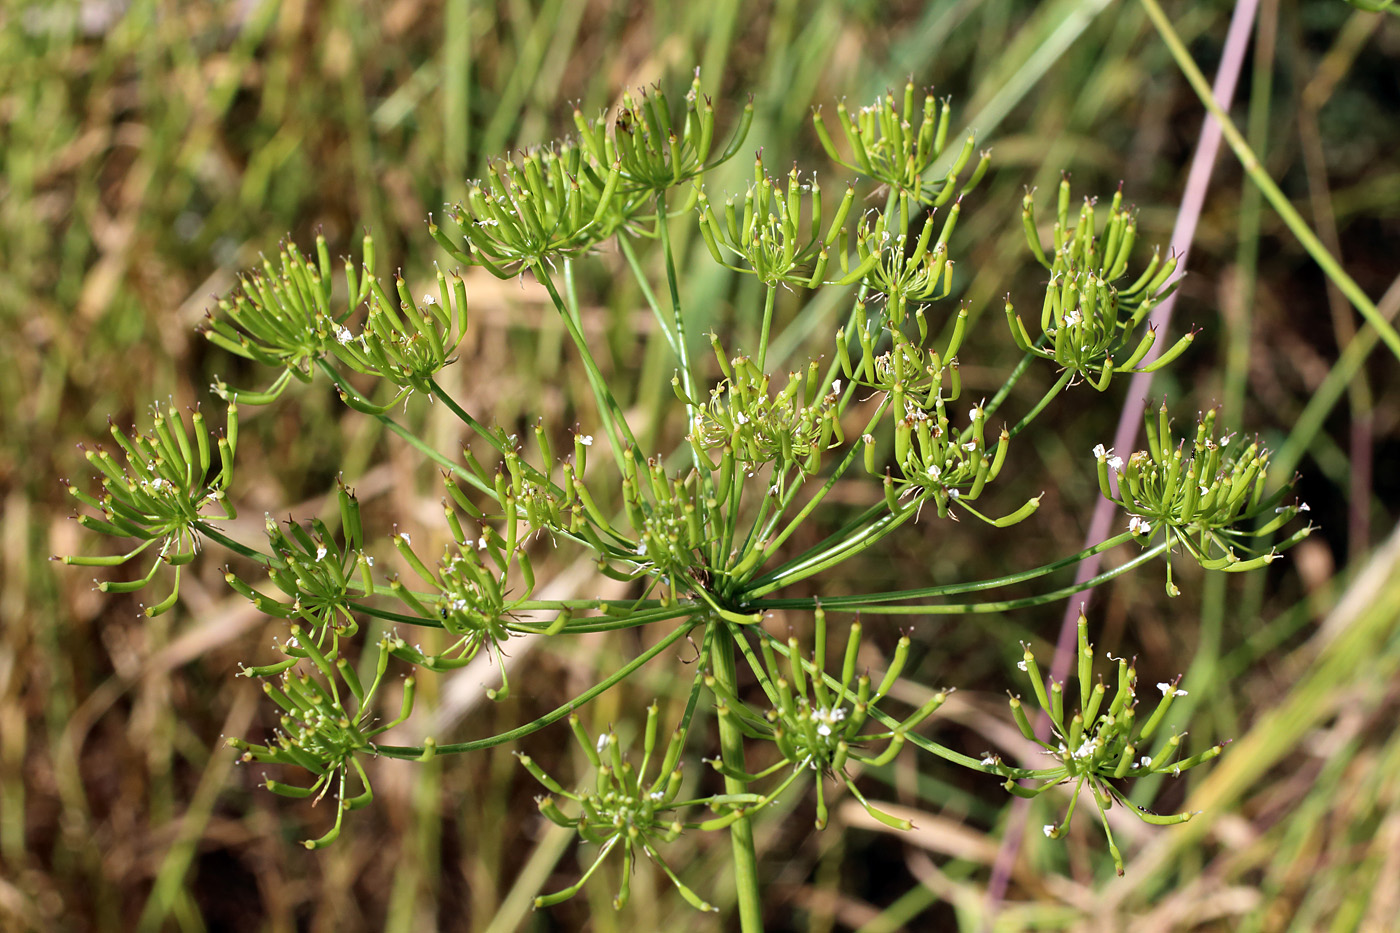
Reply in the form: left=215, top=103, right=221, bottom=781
left=315, top=546, right=328, bottom=561
left=578, top=434, right=594, bottom=447
left=1129, top=516, right=1151, bottom=535
left=832, top=379, right=842, bottom=394
left=399, top=532, right=412, bottom=545
left=365, top=556, right=374, bottom=566
left=927, top=465, right=942, bottom=481
left=596, top=734, right=609, bottom=754
left=1157, top=682, right=1173, bottom=696
left=1108, top=455, right=1124, bottom=471
left=422, top=293, right=437, bottom=305
left=335, top=326, right=353, bottom=344
left=476, top=536, right=488, bottom=551
left=1139, top=755, right=1154, bottom=769
left=981, top=753, right=997, bottom=766
left=451, top=598, right=468, bottom=611
left=1017, top=660, right=1028, bottom=672
left=963, top=441, right=977, bottom=451
left=970, top=406, right=983, bottom=422
left=1043, top=824, right=1055, bottom=838
left=812, top=706, right=847, bottom=737
left=949, top=489, right=960, bottom=499
left=1299, top=502, right=1311, bottom=512
left=735, top=412, right=749, bottom=425
left=636, top=540, right=648, bottom=557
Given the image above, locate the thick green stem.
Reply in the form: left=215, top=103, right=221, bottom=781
left=707, top=618, right=765, bottom=932
left=196, top=523, right=276, bottom=568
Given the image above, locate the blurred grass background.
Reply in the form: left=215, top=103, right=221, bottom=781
left=1, top=0, right=1398, bottom=930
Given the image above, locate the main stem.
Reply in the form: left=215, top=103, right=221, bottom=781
left=708, top=618, right=764, bottom=932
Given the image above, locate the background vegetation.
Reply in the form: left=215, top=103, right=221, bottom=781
left=2, top=0, right=1398, bottom=930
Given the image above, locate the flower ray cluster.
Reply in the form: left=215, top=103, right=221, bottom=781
left=812, top=80, right=989, bottom=205
left=61, top=401, right=238, bottom=616
left=229, top=629, right=417, bottom=849
left=1096, top=403, right=1312, bottom=596
left=998, top=613, right=1227, bottom=875
left=1006, top=179, right=1193, bottom=389
left=709, top=609, right=949, bottom=831
left=519, top=705, right=714, bottom=912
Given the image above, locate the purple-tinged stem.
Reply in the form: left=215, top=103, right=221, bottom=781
left=984, top=0, right=1261, bottom=919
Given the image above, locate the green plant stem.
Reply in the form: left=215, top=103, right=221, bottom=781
left=761, top=539, right=1168, bottom=613
left=1139, top=0, right=1400, bottom=362
left=617, top=233, right=684, bottom=363
left=315, top=360, right=492, bottom=495
left=374, top=615, right=696, bottom=758
left=751, top=397, right=891, bottom=572
left=196, top=523, right=275, bottom=568
left=745, top=504, right=918, bottom=598
left=655, top=189, right=701, bottom=429
left=757, top=283, right=776, bottom=371
left=427, top=376, right=567, bottom=496
left=672, top=622, right=717, bottom=747
left=1008, top=368, right=1073, bottom=438
left=761, top=532, right=1136, bottom=607
left=973, top=349, right=1036, bottom=428
left=707, top=617, right=765, bottom=933
left=354, top=601, right=686, bottom=634
left=746, top=500, right=888, bottom=593
left=531, top=263, right=641, bottom=462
